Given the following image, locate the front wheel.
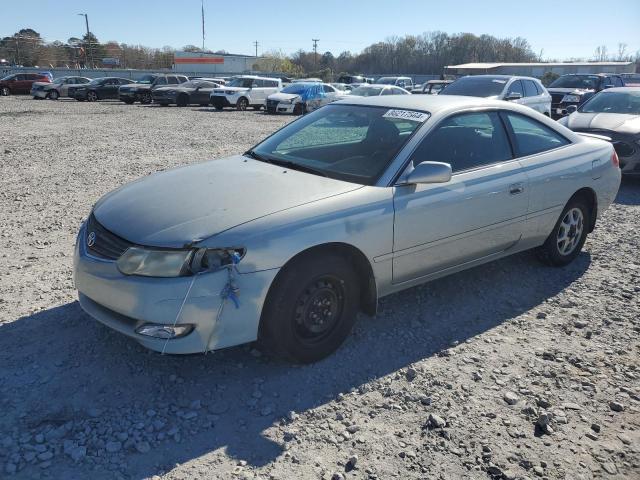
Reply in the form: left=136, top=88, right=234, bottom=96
left=140, top=92, right=152, bottom=104
left=48, top=90, right=59, bottom=100
left=86, top=91, right=98, bottom=102
left=1, top=87, right=10, bottom=96
left=236, top=97, right=248, bottom=111
left=123, top=99, right=134, bottom=105
left=536, top=198, right=590, bottom=266
left=259, top=253, right=360, bottom=363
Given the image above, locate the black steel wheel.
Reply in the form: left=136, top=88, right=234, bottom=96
left=259, top=253, right=360, bottom=363
left=140, top=91, right=152, bottom=104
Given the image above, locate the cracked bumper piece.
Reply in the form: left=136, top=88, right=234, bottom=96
left=73, top=223, right=278, bottom=354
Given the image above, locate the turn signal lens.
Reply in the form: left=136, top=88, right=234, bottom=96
left=611, top=150, right=620, bottom=168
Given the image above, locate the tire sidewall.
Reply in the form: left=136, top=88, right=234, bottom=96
left=260, top=254, right=360, bottom=363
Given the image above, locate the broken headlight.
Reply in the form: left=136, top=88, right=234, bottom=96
left=116, top=247, right=244, bottom=277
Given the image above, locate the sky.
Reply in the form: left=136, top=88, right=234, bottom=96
left=3, top=0, right=639, bottom=61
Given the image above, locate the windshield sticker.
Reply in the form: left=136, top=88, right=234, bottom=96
left=383, top=109, right=430, bottom=122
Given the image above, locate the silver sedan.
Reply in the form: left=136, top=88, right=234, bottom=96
left=74, top=95, right=621, bottom=362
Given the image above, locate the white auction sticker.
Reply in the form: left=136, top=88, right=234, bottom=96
left=383, top=109, right=430, bottom=122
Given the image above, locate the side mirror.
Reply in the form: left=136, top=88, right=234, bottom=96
left=405, top=161, right=452, bottom=185
left=566, top=105, right=578, bottom=114
left=505, top=92, right=522, bottom=101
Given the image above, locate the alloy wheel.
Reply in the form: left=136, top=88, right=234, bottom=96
left=557, top=207, right=584, bottom=256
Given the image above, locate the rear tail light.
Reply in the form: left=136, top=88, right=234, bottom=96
left=611, top=150, right=620, bottom=168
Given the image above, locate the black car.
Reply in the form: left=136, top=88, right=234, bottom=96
left=118, top=74, right=189, bottom=104
left=152, top=79, right=221, bottom=106
left=336, top=74, right=372, bottom=85
left=547, top=73, right=625, bottom=119
left=70, top=77, right=133, bottom=101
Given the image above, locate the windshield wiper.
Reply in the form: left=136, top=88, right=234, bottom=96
left=244, top=151, right=328, bottom=177
left=244, top=149, right=268, bottom=162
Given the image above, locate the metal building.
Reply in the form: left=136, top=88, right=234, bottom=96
left=445, top=62, right=636, bottom=77
left=172, top=51, right=256, bottom=75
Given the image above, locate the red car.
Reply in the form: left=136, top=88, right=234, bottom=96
left=0, top=73, right=51, bottom=96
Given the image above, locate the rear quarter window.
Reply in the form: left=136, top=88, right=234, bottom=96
left=505, top=113, right=570, bottom=156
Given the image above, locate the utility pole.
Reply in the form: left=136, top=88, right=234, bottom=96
left=78, top=13, right=92, bottom=67
left=312, top=39, right=319, bottom=70
left=253, top=41, right=259, bottom=57
left=201, top=0, right=205, bottom=51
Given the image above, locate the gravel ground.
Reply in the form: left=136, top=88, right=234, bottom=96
left=0, top=96, right=638, bottom=480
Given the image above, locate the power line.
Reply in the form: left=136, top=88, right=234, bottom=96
left=253, top=41, right=259, bottom=57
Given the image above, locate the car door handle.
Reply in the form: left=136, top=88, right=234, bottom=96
left=509, top=183, right=524, bottom=195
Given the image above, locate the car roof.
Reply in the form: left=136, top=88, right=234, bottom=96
left=459, top=74, right=540, bottom=82
left=334, top=94, right=514, bottom=113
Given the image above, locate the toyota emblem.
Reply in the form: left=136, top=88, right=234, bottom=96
left=87, top=231, right=96, bottom=247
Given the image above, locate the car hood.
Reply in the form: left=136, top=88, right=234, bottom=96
left=93, top=155, right=362, bottom=247
left=268, top=92, right=299, bottom=101
left=564, top=112, right=640, bottom=135
left=547, top=87, right=592, bottom=95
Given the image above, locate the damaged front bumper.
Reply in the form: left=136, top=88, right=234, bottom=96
left=73, top=222, right=279, bottom=354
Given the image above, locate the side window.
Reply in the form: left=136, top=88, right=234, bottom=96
left=381, top=88, right=394, bottom=96
left=613, top=76, right=624, bottom=87
left=15, top=74, right=26, bottom=80
left=409, top=111, right=512, bottom=172
left=167, top=77, right=179, bottom=84
left=505, top=113, right=570, bottom=157
left=254, top=79, right=265, bottom=87
left=268, top=80, right=279, bottom=88
left=155, top=77, right=167, bottom=85
left=322, top=84, right=335, bottom=93
left=506, top=80, right=524, bottom=97
left=523, top=80, right=539, bottom=97
left=178, top=76, right=188, bottom=83
left=533, top=81, right=543, bottom=95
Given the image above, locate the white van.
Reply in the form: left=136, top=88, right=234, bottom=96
left=209, top=75, right=282, bottom=110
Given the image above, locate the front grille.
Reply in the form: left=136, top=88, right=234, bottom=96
left=85, top=214, right=134, bottom=260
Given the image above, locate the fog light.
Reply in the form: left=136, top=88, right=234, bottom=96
left=135, top=324, right=194, bottom=339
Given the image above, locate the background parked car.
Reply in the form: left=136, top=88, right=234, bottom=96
left=0, top=73, right=50, bottom=96
left=548, top=73, right=625, bottom=119
left=441, top=75, right=551, bottom=116
left=620, top=73, right=640, bottom=87
left=374, top=76, right=414, bottom=90
left=335, top=74, right=370, bottom=84
left=411, top=80, right=453, bottom=95
left=31, top=76, right=91, bottom=99
left=265, top=82, right=347, bottom=114
left=349, top=84, right=410, bottom=97
left=331, top=83, right=354, bottom=92
left=152, top=79, right=221, bottom=106
left=71, top=77, right=132, bottom=102
left=119, top=74, right=189, bottom=104
left=558, top=87, right=640, bottom=176
left=210, top=75, right=282, bottom=111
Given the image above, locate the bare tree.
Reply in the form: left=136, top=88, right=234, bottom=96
left=593, top=45, right=609, bottom=62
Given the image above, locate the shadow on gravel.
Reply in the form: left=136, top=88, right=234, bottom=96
left=615, top=177, right=640, bottom=205
left=0, top=250, right=590, bottom=479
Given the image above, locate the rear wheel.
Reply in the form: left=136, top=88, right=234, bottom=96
left=214, top=105, right=223, bottom=110
left=236, top=97, right=248, bottom=111
left=1, top=87, right=10, bottom=96
left=176, top=94, right=188, bottom=107
left=86, top=91, right=98, bottom=102
left=259, top=253, right=360, bottom=363
left=48, top=90, right=59, bottom=100
left=140, top=91, right=152, bottom=104
left=123, top=99, right=134, bottom=105
left=536, top=198, right=590, bottom=266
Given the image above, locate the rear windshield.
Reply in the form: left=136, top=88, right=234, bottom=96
left=580, top=91, right=640, bottom=114
left=440, top=77, right=507, bottom=97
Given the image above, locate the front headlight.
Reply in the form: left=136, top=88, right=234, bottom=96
left=286, top=96, right=299, bottom=104
left=562, top=94, right=581, bottom=103
left=117, top=247, right=244, bottom=277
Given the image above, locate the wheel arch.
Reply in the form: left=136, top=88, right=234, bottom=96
left=262, top=242, right=378, bottom=321
left=568, top=187, right=598, bottom=232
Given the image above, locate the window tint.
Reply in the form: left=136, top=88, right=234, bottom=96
left=155, top=77, right=167, bottom=85
left=505, top=113, right=570, bottom=156
left=523, top=80, right=539, bottom=97
left=410, top=111, right=512, bottom=172
left=268, top=80, right=279, bottom=87
left=322, top=84, right=336, bottom=93
left=16, top=74, right=26, bottom=80
left=167, top=76, right=179, bottom=84
left=612, top=76, right=624, bottom=87
left=506, top=80, right=524, bottom=97
left=381, top=88, right=394, bottom=96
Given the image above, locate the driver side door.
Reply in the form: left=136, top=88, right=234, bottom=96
left=392, top=110, right=529, bottom=284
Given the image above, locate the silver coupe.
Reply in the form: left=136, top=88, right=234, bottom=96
left=74, top=95, right=621, bottom=362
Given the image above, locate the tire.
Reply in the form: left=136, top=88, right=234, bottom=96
left=1, top=87, right=10, bottom=96
left=536, top=198, right=590, bottom=267
left=86, top=91, right=98, bottom=102
left=236, top=97, right=248, bottom=111
left=176, top=94, right=188, bottom=107
left=140, top=92, right=152, bottom=104
left=293, top=103, right=307, bottom=115
left=48, top=90, right=59, bottom=100
left=123, top=99, right=134, bottom=105
left=259, top=253, right=360, bottom=363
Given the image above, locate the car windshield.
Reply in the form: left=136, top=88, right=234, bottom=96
left=136, top=75, right=157, bottom=84
left=580, top=91, right=640, bottom=114
left=281, top=83, right=315, bottom=94
left=1, top=74, right=15, bottom=81
left=227, top=78, right=254, bottom=88
left=375, top=77, right=397, bottom=85
left=350, top=86, right=385, bottom=96
left=440, top=77, right=507, bottom=97
left=87, top=78, right=104, bottom=85
left=250, top=104, right=427, bottom=185
left=549, top=75, right=599, bottom=89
